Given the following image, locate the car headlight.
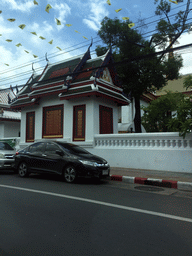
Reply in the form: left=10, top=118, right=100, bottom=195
left=0, top=153, right=5, bottom=159
left=79, top=160, right=109, bottom=167
left=79, top=160, right=98, bottom=167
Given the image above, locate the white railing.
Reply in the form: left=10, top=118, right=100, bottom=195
left=94, top=132, right=192, bottom=149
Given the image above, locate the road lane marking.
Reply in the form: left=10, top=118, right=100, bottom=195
left=1, top=184, right=192, bottom=223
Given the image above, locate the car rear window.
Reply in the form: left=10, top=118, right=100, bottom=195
left=0, top=142, right=14, bottom=150
left=57, top=142, right=90, bottom=155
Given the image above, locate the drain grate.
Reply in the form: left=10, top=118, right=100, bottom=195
left=135, top=186, right=164, bottom=192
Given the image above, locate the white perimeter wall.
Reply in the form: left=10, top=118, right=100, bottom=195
left=0, top=121, right=20, bottom=138
left=82, top=132, right=192, bottom=173
left=4, top=121, right=20, bottom=137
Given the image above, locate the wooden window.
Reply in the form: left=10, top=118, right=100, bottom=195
left=99, top=105, right=113, bottom=134
left=42, top=104, right=63, bottom=138
left=73, top=105, right=86, bottom=141
left=26, top=112, right=35, bottom=142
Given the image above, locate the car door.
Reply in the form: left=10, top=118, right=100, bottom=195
left=42, top=142, right=64, bottom=174
left=25, top=142, right=46, bottom=171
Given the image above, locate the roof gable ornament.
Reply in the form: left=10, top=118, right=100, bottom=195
left=8, top=93, right=11, bottom=104
left=32, top=63, right=39, bottom=77
left=95, top=47, right=121, bottom=87
left=45, top=53, right=49, bottom=64
left=72, top=39, right=93, bottom=79
left=63, top=40, right=94, bottom=90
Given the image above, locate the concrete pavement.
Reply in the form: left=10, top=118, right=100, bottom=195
left=110, top=167, right=192, bottom=191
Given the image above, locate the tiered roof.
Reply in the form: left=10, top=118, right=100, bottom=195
left=11, top=47, right=129, bottom=109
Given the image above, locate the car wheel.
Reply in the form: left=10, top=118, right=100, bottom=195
left=64, top=165, right=77, bottom=183
left=18, top=162, right=29, bottom=177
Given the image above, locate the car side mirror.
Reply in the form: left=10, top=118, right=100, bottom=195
left=56, top=150, right=64, bottom=156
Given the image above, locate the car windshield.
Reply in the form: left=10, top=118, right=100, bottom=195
left=0, top=142, right=14, bottom=150
left=57, top=142, right=90, bottom=155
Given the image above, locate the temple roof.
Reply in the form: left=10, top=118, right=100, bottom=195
left=11, top=47, right=129, bottom=109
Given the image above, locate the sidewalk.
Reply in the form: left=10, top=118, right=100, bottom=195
left=110, top=167, right=192, bottom=191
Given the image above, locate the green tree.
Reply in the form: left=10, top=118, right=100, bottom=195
left=141, top=91, right=185, bottom=132
left=96, top=0, right=191, bottom=133
left=142, top=91, right=192, bottom=137
left=168, top=95, right=192, bottom=138
left=183, top=74, right=192, bottom=90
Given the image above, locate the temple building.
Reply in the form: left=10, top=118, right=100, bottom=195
left=11, top=47, right=130, bottom=148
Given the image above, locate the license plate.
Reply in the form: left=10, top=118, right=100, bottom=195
left=102, top=169, right=109, bottom=175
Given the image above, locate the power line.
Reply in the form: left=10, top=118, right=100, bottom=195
left=0, top=39, right=102, bottom=82
left=1, top=41, right=192, bottom=94
left=0, top=2, right=191, bottom=85
left=1, top=13, right=191, bottom=85
left=0, top=2, right=190, bottom=76
left=0, top=37, right=99, bottom=76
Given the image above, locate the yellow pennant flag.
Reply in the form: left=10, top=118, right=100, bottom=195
left=33, top=0, right=38, bottom=5
left=56, top=18, right=61, bottom=25
left=83, top=36, right=88, bottom=40
left=16, top=43, right=22, bottom=47
left=56, top=46, right=62, bottom=51
left=107, top=0, right=111, bottom=5
left=33, top=54, right=38, bottom=58
left=45, top=4, right=52, bottom=13
left=7, top=18, right=15, bottom=22
left=48, top=40, right=53, bottom=44
left=75, top=30, right=80, bottom=33
left=122, top=17, right=129, bottom=20
left=128, top=23, right=135, bottom=28
left=5, top=64, right=9, bottom=66
left=115, top=8, right=122, bottom=13
left=6, top=39, right=12, bottom=42
left=24, top=50, right=29, bottom=53
left=169, top=0, right=178, bottom=4
left=66, top=24, right=72, bottom=27
left=31, top=32, right=37, bottom=36
left=39, top=36, right=46, bottom=40
left=18, top=24, right=26, bottom=29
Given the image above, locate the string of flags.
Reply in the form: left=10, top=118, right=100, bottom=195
left=0, top=0, right=144, bottom=67
left=169, top=0, right=178, bottom=4
left=106, top=0, right=134, bottom=28
left=0, top=1, right=90, bottom=66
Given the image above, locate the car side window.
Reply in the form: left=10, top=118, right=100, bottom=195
left=28, top=143, right=45, bottom=154
left=45, top=143, right=60, bottom=154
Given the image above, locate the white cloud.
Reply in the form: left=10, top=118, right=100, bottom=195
left=83, top=0, right=109, bottom=31
left=2, top=0, right=34, bottom=12
left=83, top=19, right=99, bottom=31
left=177, top=32, right=192, bottom=75
left=0, top=16, right=15, bottom=35
left=48, top=2, right=71, bottom=30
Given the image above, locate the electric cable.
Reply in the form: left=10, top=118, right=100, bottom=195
left=1, top=41, right=192, bottom=94
left=0, top=2, right=191, bottom=86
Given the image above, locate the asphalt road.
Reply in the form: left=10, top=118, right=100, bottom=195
left=0, top=171, right=192, bottom=256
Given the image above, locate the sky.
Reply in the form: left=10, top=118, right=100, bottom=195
left=0, top=0, right=191, bottom=90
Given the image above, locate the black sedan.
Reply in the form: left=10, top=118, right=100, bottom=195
left=14, top=140, right=110, bottom=182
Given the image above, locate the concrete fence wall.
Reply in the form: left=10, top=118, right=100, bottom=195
left=84, top=132, right=192, bottom=173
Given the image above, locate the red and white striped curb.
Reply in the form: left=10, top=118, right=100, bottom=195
left=110, top=175, right=192, bottom=191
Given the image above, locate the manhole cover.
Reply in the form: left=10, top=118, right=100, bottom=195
left=135, top=186, right=164, bottom=192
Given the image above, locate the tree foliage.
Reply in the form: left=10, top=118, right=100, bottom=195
left=96, top=0, right=191, bottom=133
left=141, top=92, right=185, bottom=132
left=183, top=75, right=192, bottom=90
left=142, top=91, right=192, bottom=137
left=168, top=95, right=192, bottom=138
